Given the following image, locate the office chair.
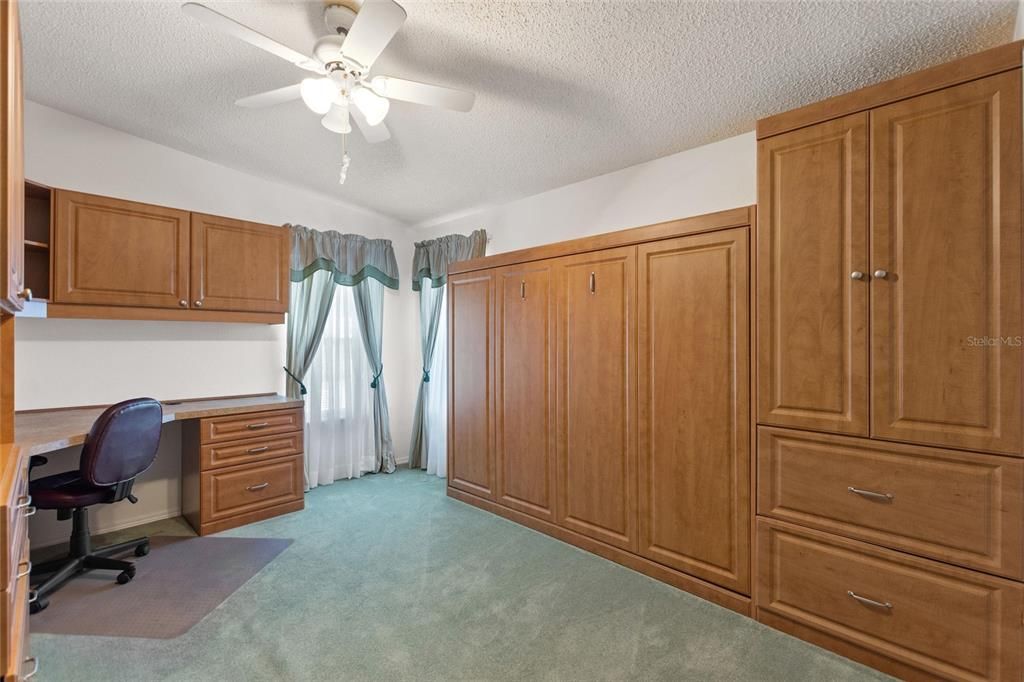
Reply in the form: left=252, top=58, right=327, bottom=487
left=28, top=397, right=163, bottom=614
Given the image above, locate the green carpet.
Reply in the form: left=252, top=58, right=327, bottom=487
left=31, top=469, right=889, bottom=681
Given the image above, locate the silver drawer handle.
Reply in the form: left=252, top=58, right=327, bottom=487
left=246, top=482, right=270, bottom=492
left=847, top=486, right=893, bottom=502
left=28, top=589, right=38, bottom=604
left=16, top=560, right=31, bottom=579
left=14, top=495, right=31, bottom=510
left=23, top=657, right=39, bottom=680
left=246, top=422, right=270, bottom=430
left=247, top=446, right=270, bottom=454
left=847, top=590, right=892, bottom=610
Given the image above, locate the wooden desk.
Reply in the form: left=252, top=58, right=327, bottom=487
left=0, top=393, right=305, bottom=681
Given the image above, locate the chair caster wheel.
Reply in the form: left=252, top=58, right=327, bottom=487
left=116, top=567, right=135, bottom=584
left=134, top=543, right=149, bottom=557
left=29, top=598, right=48, bottom=614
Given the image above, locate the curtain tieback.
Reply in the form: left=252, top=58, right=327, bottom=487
left=421, top=368, right=431, bottom=383
left=370, top=365, right=384, bottom=389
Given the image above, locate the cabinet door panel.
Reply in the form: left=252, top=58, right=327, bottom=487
left=638, top=229, right=750, bottom=594
left=191, top=213, right=289, bottom=313
left=495, top=264, right=556, bottom=520
left=757, top=114, right=869, bottom=436
left=555, top=247, right=636, bottom=551
left=0, top=0, right=24, bottom=314
left=870, top=71, right=1022, bottom=454
left=53, top=190, right=190, bottom=308
left=448, top=271, right=495, bottom=499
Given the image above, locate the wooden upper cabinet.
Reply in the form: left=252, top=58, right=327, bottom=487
left=637, top=229, right=750, bottom=594
left=757, top=113, right=869, bottom=436
left=53, top=190, right=190, bottom=309
left=0, top=0, right=24, bottom=315
left=555, top=246, right=637, bottom=551
left=495, top=263, right=556, bottom=522
left=870, top=71, right=1022, bottom=455
left=190, top=213, right=288, bottom=314
left=447, top=270, right=496, bottom=500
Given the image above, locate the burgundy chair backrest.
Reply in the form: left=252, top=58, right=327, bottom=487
left=80, top=398, right=163, bottom=487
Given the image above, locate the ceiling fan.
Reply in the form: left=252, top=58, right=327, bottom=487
left=181, top=0, right=475, bottom=183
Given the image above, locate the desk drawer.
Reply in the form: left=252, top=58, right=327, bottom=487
left=1, top=455, right=30, bottom=590
left=200, top=454, right=303, bottom=524
left=757, top=427, right=1024, bottom=578
left=201, top=432, right=303, bottom=471
left=757, top=520, right=1024, bottom=682
left=199, top=408, right=303, bottom=445
left=1, top=539, right=30, bottom=681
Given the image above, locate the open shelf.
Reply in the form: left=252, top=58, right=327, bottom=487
left=24, top=181, right=51, bottom=301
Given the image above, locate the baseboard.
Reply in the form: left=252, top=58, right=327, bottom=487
left=32, top=507, right=182, bottom=551
left=447, top=486, right=752, bottom=616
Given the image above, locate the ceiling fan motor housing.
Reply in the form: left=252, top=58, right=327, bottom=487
left=324, top=5, right=358, bottom=36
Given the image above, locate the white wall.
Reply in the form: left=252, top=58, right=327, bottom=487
left=22, top=102, right=420, bottom=545
left=416, top=132, right=756, bottom=252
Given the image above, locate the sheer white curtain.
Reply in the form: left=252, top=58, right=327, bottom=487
left=305, top=281, right=375, bottom=488
left=422, top=283, right=448, bottom=477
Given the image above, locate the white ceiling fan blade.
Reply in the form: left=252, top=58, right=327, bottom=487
left=372, top=76, right=475, bottom=112
left=341, top=0, right=407, bottom=71
left=182, top=2, right=322, bottom=73
left=235, top=83, right=303, bottom=108
left=351, top=105, right=391, bottom=144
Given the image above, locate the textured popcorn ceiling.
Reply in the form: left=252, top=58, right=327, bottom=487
left=19, top=0, right=1017, bottom=224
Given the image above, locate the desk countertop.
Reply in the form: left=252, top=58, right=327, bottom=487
left=13, top=394, right=303, bottom=456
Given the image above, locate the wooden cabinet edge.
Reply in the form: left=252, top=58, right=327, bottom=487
left=448, top=486, right=753, bottom=614
left=46, top=302, right=284, bottom=324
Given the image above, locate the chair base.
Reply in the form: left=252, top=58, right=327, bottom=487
left=29, top=506, right=149, bottom=614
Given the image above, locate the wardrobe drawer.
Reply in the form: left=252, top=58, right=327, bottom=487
left=200, top=432, right=303, bottom=471
left=757, top=427, right=1024, bottom=578
left=757, top=520, right=1024, bottom=682
left=200, top=454, right=303, bottom=523
left=199, top=408, right=303, bottom=445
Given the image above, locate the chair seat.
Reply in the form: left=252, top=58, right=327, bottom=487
left=30, top=470, right=116, bottom=509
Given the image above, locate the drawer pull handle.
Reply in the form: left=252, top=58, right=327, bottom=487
left=847, top=590, right=892, bottom=610
left=28, top=589, right=38, bottom=604
left=246, top=482, right=270, bottom=492
left=16, top=560, right=31, bottom=579
left=847, top=486, right=893, bottom=502
left=23, top=657, right=39, bottom=680
left=23, top=506, right=36, bottom=518
left=247, top=446, right=270, bottom=454
left=14, top=494, right=31, bottom=510
left=246, top=422, right=270, bottom=430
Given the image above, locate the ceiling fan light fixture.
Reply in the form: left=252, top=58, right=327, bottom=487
left=351, top=84, right=390, bottom=126
left=300, top=77, right=341, bottom=115
left=322, top=103, right=352, bottom=134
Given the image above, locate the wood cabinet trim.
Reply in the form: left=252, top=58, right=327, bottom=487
left=46, top=302, right=284, bottom=324
left=449, top=206, right=753, bottom=276
left=756, top=40, right=1024, bottom=139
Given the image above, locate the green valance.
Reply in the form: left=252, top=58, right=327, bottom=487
left=288, top=224, right=400, bottom=289
left=411, top=229, right=487, bottom=291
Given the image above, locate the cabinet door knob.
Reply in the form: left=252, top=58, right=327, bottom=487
left=194, top=300, right=203, bottom=307
left=179, top=299, right=188, bottom=307
left=18, top=288, right=32, bottom=301
left=873, top=270, right=888, bottom=279
left=850, top=271, right=865, bottom=280
left=589, top=272, right=596, bottom=294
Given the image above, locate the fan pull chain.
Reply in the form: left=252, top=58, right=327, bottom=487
left=339, top=133, right=351, bottom=185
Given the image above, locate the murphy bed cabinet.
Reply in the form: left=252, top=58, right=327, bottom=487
left=448, top=206, right=754, bottom=613
left=40, top=188, right=288, bottom=323
left=755, top=41, right=1024, bottom=681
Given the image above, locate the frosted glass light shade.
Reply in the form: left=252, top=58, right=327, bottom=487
left=351, top=85, right=389, bottom=126
left=300, top=77, right=341, bottom=115
left=321, top=103, right=352, bottom=134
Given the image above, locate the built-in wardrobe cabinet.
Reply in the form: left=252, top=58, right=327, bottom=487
left=448, top=207, right=754, bottom=613
left=0, top=0, right=24, bottom=317
left=755, top=41, right=1024, bottom=681
left=46, top=189, right=289, bottom=322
